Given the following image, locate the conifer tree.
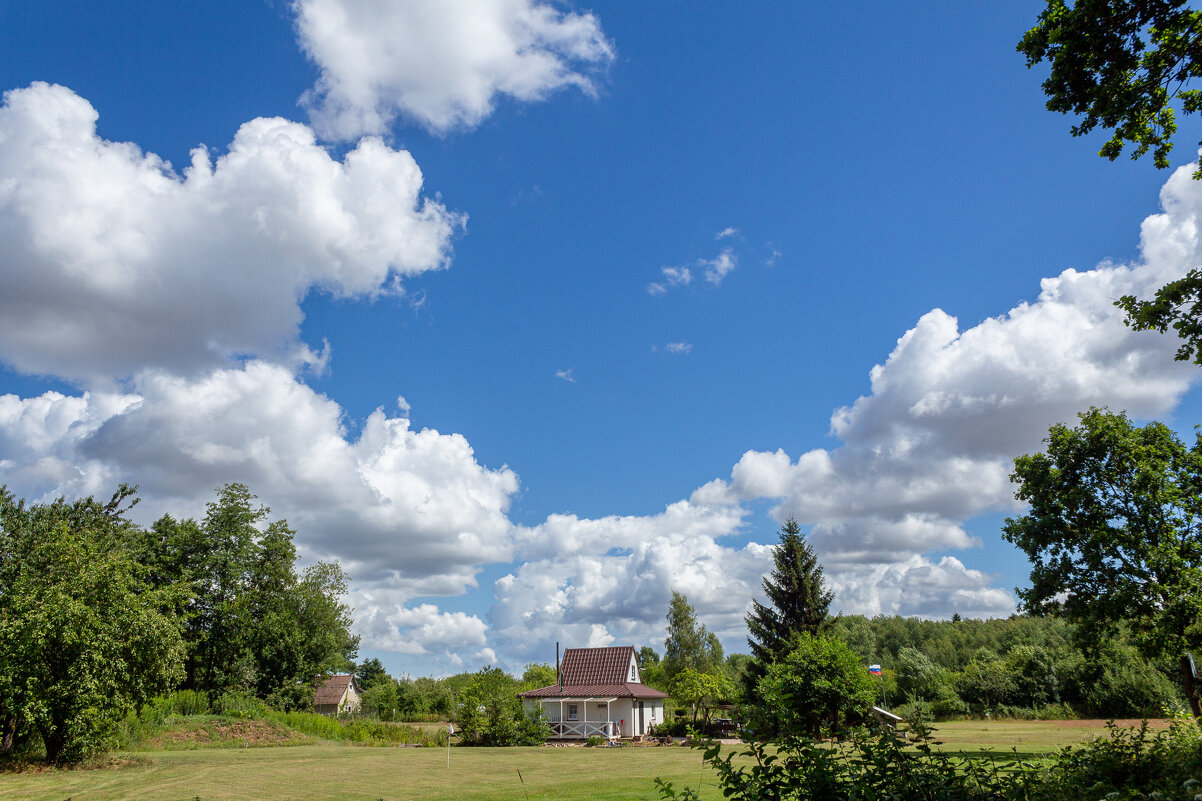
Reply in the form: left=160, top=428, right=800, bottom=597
left=743, top=518, right=833, bottom=697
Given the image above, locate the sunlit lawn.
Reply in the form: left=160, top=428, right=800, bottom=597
left=0, top=719, right=1168, bottom=801
left=0, top=742, right=725, bottom=801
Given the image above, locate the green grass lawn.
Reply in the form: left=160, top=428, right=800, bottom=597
left=930, top=718, right=1170, bottom=762
left=0, top=742, right=725, bottom=801
left=0, top=719, right=1166, bottom=801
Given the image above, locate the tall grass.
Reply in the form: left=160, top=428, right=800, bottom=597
left=264, top=710, right=443, bottom=746
left=112, top=691, right=444, bottom=751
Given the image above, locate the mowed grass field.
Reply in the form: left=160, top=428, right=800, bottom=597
left=0, top=719, right=1168, bottom=801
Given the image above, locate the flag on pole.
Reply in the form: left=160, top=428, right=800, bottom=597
left=869, top=664, right=882, bottom=676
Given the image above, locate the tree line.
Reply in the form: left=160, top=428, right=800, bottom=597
left=0, top=482, right=357, bottom=762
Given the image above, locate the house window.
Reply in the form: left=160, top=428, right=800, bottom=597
left=567, top=704, right=578, bottom=721
left=630, top=664, right=637, bottom=681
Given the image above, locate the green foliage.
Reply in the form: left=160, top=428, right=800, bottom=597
left=656, top=725, right=1037, bottom=801
left=662, top=592, right=724, bottom=683
left=585, top=735, right=604, bottom=747
left=1003, top=407, right=1202, bottom=714
left=139, top=484, right=357, bottom=704
left=1035, top=717, right=1202, bottom=801
left=395, top=676, right=454, bottom=720
left=355, top=657, right=389, bottom=692
left=452, top=667, right=549, bottom=747
left=744, top=518, right=833, bottom=700
left=658, top=717, right=1202, bottom=801
left=1019, top=4, right=1202, bottom=369
left=894, top=646, right=955, bottom=704
left=0, top=485, right=185, bottom=763
left=1118, top=268, right=1202, bottom=366
left=639, top=646, right=668, bottom=691
left=359, top=680, right=400, bottom=721
left=1019, top=0, right=1202, bottom=173
left=519, top=662, right=557, bottom=691
left=150, top=690, right=212, bottom=719
left=212, top=689, right=270, bottom=720
left=753, top=634, right=876, bottom=739
left=669, top=668, right=734, bottom=724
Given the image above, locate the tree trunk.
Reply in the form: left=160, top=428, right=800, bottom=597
left=1, top=716, right=16, bottom=755
left=38, top=721, right=63, bottom=764
left=1180, top=655, right=1202, bottom=718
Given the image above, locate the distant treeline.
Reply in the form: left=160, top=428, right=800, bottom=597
left=827, top=614, right=1182, bottom=719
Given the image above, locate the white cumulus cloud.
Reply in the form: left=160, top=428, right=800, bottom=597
left=0, top=362, right=520, bottom=600
left=293, top=0, right=615, bottom=138
left=0, top=82, right=459, bottom=384
left=702, top=161, right=1202, bottom=617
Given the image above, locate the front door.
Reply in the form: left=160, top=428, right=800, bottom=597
left=638, top=701, right=644, bottom=735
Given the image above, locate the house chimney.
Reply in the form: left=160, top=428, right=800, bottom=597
left=556, top=642, right=561, bottom=690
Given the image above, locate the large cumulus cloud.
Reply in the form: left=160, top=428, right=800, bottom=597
left=0, top=82, right=459, bottom=384
left=293, top=0, right=615, bottom=138
left=0, top=362, right=519, bottom=599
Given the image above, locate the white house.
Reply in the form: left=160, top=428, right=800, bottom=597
left=518, top=645, right=667, bottom=739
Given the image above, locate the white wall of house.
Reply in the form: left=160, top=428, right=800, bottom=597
left=524, top=697, right=663, bottom=737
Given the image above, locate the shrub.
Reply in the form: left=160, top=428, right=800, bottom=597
left=585, top=735, right=605, bottom=747
left=657, top=718, right=1202, bottom=801
left=656, top=725, right=1036, bottom=801
left=211, top=689, right=269, bottom=719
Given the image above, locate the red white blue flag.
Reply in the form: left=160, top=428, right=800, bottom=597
left=869, top=664, right=881, bottom=676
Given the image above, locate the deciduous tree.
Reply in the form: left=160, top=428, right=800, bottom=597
left=754, top=633, right=876, bottom=739
left=0, top=486, right=184, bottom=762
left=1003, top=407, right=1202, bottom=715
left=663, top=592, right=724, bottom=683
left=1019, top=1, right=1202, bottom=364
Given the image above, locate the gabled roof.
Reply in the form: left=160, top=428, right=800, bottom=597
left=518, top=646, right=668, bottom=700
left=314, top=674, right=357, bottom=706
left=560, top=646, right=636, bottom=685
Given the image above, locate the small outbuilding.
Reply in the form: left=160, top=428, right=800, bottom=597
left=314, top=674, right=361, bottom=716
left=519, top=645, right=667, bottom=739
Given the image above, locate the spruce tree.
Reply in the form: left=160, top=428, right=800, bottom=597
left=743, top=518, right=833, bottom=697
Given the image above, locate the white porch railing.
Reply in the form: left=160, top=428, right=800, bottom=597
left=549, top=720, right=613, bottom=739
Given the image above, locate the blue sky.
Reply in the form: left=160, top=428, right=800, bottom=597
left=2, top=1, right=1200, bottom=676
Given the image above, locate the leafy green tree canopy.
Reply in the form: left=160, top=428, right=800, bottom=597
left=519, top=662, right=557, bottom=691
left=453, top=667, right=548, bottom=746
left=670, top=667, right=735, bottom=724
left=0, top=485, right=184, bottom=762
left=662, top=591, right=724, bottom=683
left=1020, top=0, right=1202, bottom=174
left=1020, top=2, right=1202, bottom=366
left=754, top=633, right=876, bottom=740
left=1003, top=407, right=1202, bottom=714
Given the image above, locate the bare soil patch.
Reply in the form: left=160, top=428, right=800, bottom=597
left=148, top=718, right=310, bottom=749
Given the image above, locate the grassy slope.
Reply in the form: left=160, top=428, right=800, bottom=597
left=0, top=719, right=1160, bottom=801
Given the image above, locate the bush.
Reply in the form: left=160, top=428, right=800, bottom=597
left=586, top=735, right=605, bottom=747
left=211, top=689, right=269, bottom=719
left=654, top=718, right=690, bottom=737
left=657, top=718, right=1202, bottom=801
left=1032, top=717, right=1202, bottom=801
left=656, top=725, right=1036, bottom=801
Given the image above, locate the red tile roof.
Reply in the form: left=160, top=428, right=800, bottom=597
left=518, top=646, right=668, bottom=700
left=314, top=674, right=356, bottom=706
